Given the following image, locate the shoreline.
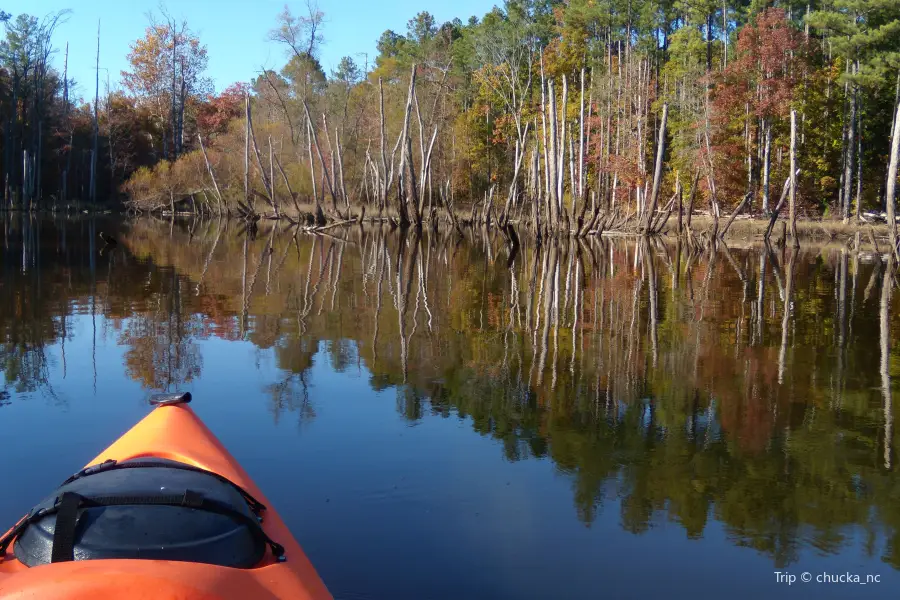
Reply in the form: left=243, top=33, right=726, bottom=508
left=2, top=205, right=895, bottom=248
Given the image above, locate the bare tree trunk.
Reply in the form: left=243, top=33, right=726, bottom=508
left=540, top=58, right=551, bottom=230
left=704, top=132, right=720, bottom=239
left=703, top=83, right=720, bottom=237
left=722, top=0, right=728, bottom=69
left=855, top=107, right=862, bottom=222
left=547, top=79, right=559, bottom=228
left=378, top=78, right=388, bottom=214
left=720, top=192, right=752, bottom=238
left=260, top=69, right=297, bottom=144
left=306, top=119, right=324, bottom=224
left=643, top=103, right=668, bottom=235
left=584, top=70, right=593, bottom=202
left=177, top=65, right=187, bottom=156
left=790, top=109, right=799, bottom=247
left=90, top=20, right=100, bottom=204
left=764, top=173, right=794, bottom=240
left=320, top=113, right=341, bottom=216
left=676, top=174, right=683, bottom=236
left=886, top=96, right=900, bottom=257
left=197, top=134, right=223, bottom=212
left=395, top=65, right=418, bottom=227
left=762, top=120, right=771, bottom=214
left=578, top=67, right=586, bottom=202
left=244, top=93, right=250, bottom=206
left=568, top=134, right=576, bottom=221
left=170, top=23, right=178, bottom=160
left=247, top=105, right=276, bottom=214
left=302, top=101, right=340, bottom=216
left=557, top=76, right=568, bottom=223
left=885, top=72, right=900, bottom=207
left=412, top=87, right=440, bottom=222
left=405, top=134, right=421, bottom=226
left=268, top=136, right=279, bottom=217
left=685, top=169, right=699, bottom=231
left=336, top=128, right=349, bottom=213
left=843, top=68, right=858, bottom=224
left=273, top=149, right=301, bottom=215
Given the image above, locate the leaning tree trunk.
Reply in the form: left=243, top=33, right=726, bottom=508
left=685, top=169, right=700, bottom=231
left=306, top=119, right=324, bottom=224
left=764, top=174, right=794, bottom=241
left=720, top=192, right=752, bottom=238
left=302, top=101, right=340, bottom=217
left=885, top=95, right=900, bottom=257
left=643, top=103, right=668, bottom=236
left=500, top=124, right=530, bottom=226
left=198, top=134, right=223, bottom=212
left=395, top=64, right=418, bottom=228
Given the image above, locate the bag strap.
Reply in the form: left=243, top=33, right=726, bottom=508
left=62, top=459, right=267, bottom=515
left=42, top=489, right=285, bottom=564
left=0, top=462, right=284, bottom=564
left=50, top=492, right=81, bottom=562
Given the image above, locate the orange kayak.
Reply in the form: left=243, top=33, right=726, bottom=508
left=0, top=393, right=332, bottom=599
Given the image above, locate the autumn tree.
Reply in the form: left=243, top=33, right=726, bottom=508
left=102, top=92, right=156, bottom=189
left=121, top=10, right=211, bottom=162
left=196, top=83, right=249, bottom=141
left=470, top=3, right=538, bottom=223
left=712, top=8, right=803, bottom=212
left=118, top=0, right=900, bottom=235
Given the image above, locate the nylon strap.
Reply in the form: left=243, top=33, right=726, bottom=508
left=63, top=460, right=267, bottom=514
left=0, top=464, right=285, bottom=565
left=50, top=492, right=81, bottom=563
left=40, top=490, right=285, bottom=563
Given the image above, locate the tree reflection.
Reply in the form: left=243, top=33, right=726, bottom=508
left=4, top=215, right=900, bottom=571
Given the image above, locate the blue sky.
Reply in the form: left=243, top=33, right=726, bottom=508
left=4, top=0, right=496, bottom=100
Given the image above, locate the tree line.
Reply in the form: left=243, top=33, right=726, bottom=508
left=1, top=1, right=899, bottom=241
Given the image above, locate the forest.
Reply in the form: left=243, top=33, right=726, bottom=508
left=1, top=1, right=899, bottom=243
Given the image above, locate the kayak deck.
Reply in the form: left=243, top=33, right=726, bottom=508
left=0, top=401, right=332, bottom=600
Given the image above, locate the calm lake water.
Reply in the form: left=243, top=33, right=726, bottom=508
left=2, top=215, right=900, bottom=599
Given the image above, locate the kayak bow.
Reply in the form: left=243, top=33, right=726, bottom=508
left=0, top=393, right=332, bottom=600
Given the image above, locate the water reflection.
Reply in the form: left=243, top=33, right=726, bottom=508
left=2, top=214, right=900, bottom=589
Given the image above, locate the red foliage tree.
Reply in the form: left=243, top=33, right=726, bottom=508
left=196, top=82, right=249, bottom=141
left=728, top=8, right=801, bottom=121
left=711, top=8, right=804, bottom=206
